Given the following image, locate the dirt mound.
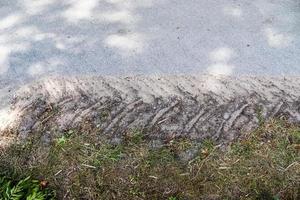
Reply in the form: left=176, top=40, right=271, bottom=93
left=1, top=75, right=300, bottom=146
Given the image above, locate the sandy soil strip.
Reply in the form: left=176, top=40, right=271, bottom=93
left=1, top=75, right=300, bottom=146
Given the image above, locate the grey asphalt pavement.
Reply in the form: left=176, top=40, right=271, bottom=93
left=0, top=0, right=299, bottom=83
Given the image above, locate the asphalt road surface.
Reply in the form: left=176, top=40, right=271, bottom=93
left=0, top=0, right=299, bottom=83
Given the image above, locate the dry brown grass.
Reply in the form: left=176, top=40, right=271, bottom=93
left=0, top=119, right=299, bottom=199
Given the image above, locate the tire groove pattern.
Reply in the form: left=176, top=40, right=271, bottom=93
left=2, top=75, right=300, bottom=144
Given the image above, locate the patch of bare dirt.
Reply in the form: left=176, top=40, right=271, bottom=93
left=1, top=75, right=300, bottom=146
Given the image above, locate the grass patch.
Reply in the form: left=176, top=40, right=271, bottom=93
left=0, top=119, right=299, bottom=199
left=0, top=176, right=55, bottom=200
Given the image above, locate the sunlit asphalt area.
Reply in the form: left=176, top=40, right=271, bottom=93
left=0, top=0, right=299, bottom=81
left=0, top=0, right=299, bottom=108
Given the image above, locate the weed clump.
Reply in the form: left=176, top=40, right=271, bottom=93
left=0, top=176, right=55, bottom=200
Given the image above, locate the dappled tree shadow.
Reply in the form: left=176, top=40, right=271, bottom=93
left=0, top=0, right=299, bottom=85
left=0, top=0, right=158, bottom=81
